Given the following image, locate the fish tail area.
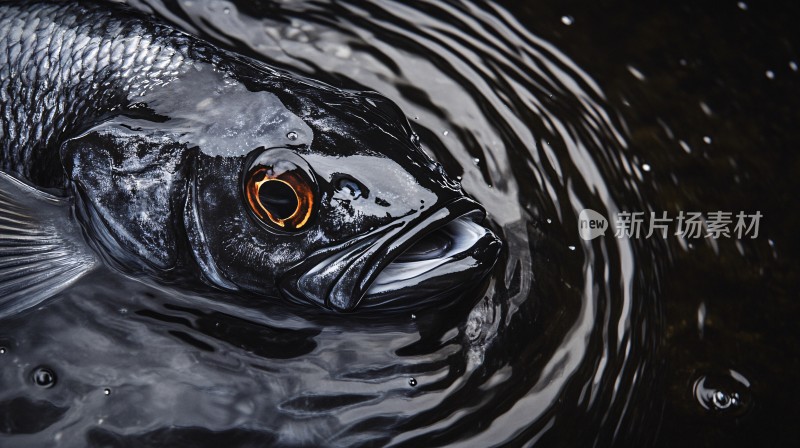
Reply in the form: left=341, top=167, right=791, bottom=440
left=0, top=171, right=96, bottom=318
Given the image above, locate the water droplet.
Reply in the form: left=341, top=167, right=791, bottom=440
left=703, top=136, right=712, bottom=144
left=693, top=370, right=751, bottom=415
left=410, top=133, right=420, bottom=146
left=336, top=177, right=363, bottom=199
left=287, top=131, right=298, bottom=141
left=223, top=7, right=231, bottom=14
left=408, top=378, right=417, bottom=387
left=627, top=65, right=646, bottom=81
left=766, top=70, right=775, bottom=80
left=697, top=302, right=707, bottom=338
left=32, top=367, right=56, bottom=388
left=411, top=314, right=416, bottom=320
left=568, top=245, right=576, bottom=251
left=642, top=163, right=651, bottom=172
left=546, top=218, right=552, bottom=224
left=737, top=1, right=748, bottom=11
left=472, top=158, right=480, bottom=165
left=104, top=388, right=112, bottom=396
left=442, top=130, right=449, bottom=136
left=712, top=390, right=732, bottom=409
left=561, top=15, right=574, bottom=26
left=790, top=61, right=798, bottom=72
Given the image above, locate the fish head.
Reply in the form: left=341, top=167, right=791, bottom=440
left=65, top=63, right=501, bottom=312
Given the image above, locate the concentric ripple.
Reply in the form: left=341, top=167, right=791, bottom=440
left=0, top=1, right=664, bottom=446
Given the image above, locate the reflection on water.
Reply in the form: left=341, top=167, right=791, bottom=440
left=2, top=0, right=660, bottom=445
left=2, top=0, right=796, bottom=446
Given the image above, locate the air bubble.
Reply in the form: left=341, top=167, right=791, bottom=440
left=766, top=70, right=775, bottom=80
left=223, top=7, right=231, bottom=14
left=408, top=378, right=417, bottom=387
left=737, top=2, right=748, bottom=11
left=0, top=347, right=6, bottom=354
left=703, top=136, right=712, bottom=144
left=410, top=133, right=420, bottom=146
left=442, top=130, right=449, bottom=136
left=561, top=16, right=574, bottom=26
left=287, top=131, right=298, bottom=141
left=104, top=388, right=112, bottom=396
left=642, top=163, right=651, bottom=172
left=473, top=158, right=480, bottom=165
left=568, top=245, right=576, bottom=251
left=32, top=367, right=56, bottom=388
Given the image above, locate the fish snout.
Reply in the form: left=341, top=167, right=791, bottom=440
left=278, top=197, right=501, bottom=312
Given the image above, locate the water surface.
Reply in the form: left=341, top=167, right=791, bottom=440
left=1, top=0, right=798, bottom=446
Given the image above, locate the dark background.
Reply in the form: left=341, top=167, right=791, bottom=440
left=497, top=1, right=800, bottom=445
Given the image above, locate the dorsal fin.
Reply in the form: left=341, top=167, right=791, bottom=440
left=0, top=171, right=97, bottom=318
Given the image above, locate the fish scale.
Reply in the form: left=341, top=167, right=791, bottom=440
left=0, top=0, right=192, bottom=186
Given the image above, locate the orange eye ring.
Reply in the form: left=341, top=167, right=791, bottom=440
left=243, top=150, right=316, bottom=232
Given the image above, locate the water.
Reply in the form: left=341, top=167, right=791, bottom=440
left=1, top=0, right=798, bottom=446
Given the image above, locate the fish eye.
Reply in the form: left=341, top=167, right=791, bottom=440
left=243, top=150, right=316, bottom=232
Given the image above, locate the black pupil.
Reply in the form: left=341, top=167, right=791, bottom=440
left=259, top=180, right=298, bottom=220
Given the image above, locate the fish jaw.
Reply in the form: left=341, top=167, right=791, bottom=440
left=278, top=197, right=502, bottom=312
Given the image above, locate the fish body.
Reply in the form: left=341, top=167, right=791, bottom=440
left=0, top=0, right=501, bottom=315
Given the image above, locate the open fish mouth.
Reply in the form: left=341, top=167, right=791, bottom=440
left=361, top=213, right=498, bottom=310
left=279, top=197, right=502, bottom=312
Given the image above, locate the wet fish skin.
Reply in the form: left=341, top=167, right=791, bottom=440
left=0, top=0, right=501, bottom=313
left=0, top=0, right=197, bottom=188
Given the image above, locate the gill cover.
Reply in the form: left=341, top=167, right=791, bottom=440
left=62, top=122, right=189, bottom=273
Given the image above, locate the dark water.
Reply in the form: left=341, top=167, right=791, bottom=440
left=1, top=0, right=798, bottom=446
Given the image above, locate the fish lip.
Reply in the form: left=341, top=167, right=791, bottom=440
left=278, top=197, right=501, bottom=312
left=359, top=213, right=501, bottom=311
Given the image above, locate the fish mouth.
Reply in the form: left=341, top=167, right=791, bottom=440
left=279, top=197, right=502, bottom=312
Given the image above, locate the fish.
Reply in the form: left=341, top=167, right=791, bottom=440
left=0, top=0, right=502, bottom=316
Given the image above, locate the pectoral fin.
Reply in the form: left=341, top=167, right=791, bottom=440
left=0, top=171, right=97, bottom=318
